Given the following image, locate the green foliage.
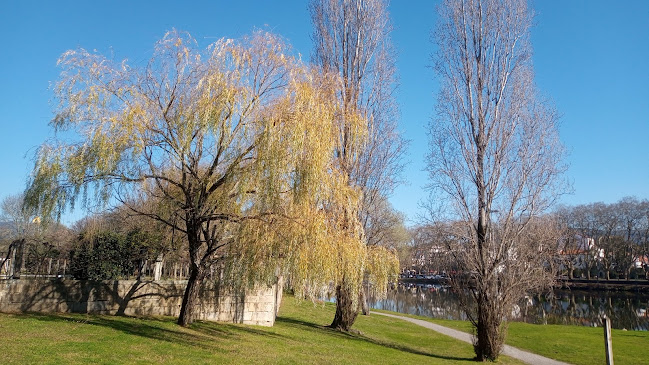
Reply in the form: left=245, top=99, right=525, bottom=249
left=69, top=230, right=156, bottom=280
left=125, top=228, right=165, bottom=262
left=25, top=241, right=61, bottom=273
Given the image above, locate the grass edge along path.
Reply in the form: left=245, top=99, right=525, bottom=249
left=373, top=312, right=569, bottom=365
left=373, top=309, right=649, bottom=365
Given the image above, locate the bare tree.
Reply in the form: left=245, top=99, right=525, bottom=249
left=364, top=196, right=410, bottom=249
left=555, top=205, right=600, bottom=279
left=310, top=0, right=406, bottom=330
left=1, top=194, right=72, bottom=277
left=0, top=194, right=33, bottom=276
left=616, top=197, right=646, bottom=279
left=1, top=194, right=36, bottom=240
left=427, top=0, right=566, bottom=360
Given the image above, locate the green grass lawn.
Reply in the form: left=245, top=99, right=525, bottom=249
left=3, top=296, right=646, bottom=364
left=380, top=312, right=649, bottom=365
left=0, top=296, right=524, bottom=364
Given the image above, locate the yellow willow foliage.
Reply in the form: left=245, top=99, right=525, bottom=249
left=280, top=202, right=366, bottom=304
left=365, top=245, right=400, bottom=300
left=221, top=70, right=369, bottom=297
left=26, top=29, right=374, bottom=300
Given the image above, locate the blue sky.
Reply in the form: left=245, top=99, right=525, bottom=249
left=1, top=0, right=647, bottom=225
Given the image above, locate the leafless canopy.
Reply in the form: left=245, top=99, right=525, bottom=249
left=427, top=0, right=567, bottom=360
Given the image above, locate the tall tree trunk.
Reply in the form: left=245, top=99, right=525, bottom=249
left=178, top=262, right=205, bottom=326
left=474, top=296, right=503, bottom=361
left=330, top=281, right=359, bottom=331
left=178, top=216, right=205, bottom=327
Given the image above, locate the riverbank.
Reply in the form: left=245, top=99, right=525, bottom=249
left=400, top=278, right=649, bottom=292
left=557, top=278, right=649, bottom=292
left=380, top=282, right=649, bottom=330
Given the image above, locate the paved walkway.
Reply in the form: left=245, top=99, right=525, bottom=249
left=373, top=312, right=570, bottom=365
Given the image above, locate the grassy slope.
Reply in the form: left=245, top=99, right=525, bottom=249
left=379, top=313, right=649, bottom=365
left=0, top=296, right=524, bottom=365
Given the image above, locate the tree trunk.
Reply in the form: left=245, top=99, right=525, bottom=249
left=474, top=296, right=503, bottom=361
left=330, top=282, right=359, bottom=331
left=360, top=283, right=370, bottom=316
left=177, top=263, right=205, bottom=326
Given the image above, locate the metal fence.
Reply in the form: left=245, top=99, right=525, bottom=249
left=0, top=252, right=193, bottom=281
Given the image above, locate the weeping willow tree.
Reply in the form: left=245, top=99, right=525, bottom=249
left=25, top=30, right=377, bottom=326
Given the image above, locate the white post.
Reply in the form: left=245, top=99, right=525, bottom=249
left=603, top=315, right=614, bottom=365
left=153, top=254, right=163, bottom=281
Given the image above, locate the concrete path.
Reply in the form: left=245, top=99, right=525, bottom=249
left=373, top=312, right=570, bottom=365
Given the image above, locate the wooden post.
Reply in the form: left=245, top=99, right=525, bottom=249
left=603, top=315, right=614, bottom=365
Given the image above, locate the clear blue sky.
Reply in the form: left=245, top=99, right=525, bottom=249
left=1, top=0, right=647, bottom=225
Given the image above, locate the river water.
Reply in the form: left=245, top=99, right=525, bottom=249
left=369, top=282, right=649, bottom=331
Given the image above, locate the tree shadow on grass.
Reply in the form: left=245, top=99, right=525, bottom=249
left=191, top=320, right=286, bottom=340
left=25, top=312, right=283, bottom=353
left=276, top=316, right=474, bottom=362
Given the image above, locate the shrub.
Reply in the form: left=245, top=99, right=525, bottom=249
left=69, top=232, right=134, bottom=280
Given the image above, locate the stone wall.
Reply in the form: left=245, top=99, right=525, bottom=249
left=0, top=278, right=283, bottom=326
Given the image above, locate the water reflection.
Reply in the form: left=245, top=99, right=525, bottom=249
left=370, top=282, right=649, bottom=331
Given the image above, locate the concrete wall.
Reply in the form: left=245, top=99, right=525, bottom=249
left=0, top=278, right=283, bottom=326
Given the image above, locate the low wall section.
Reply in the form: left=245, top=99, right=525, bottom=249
left=0, top=278, right=283, bottom=326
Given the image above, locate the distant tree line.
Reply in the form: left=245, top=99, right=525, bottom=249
left=406, top=196, right=649, bottom=281
left=556, top=197, right=649, bottom=280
